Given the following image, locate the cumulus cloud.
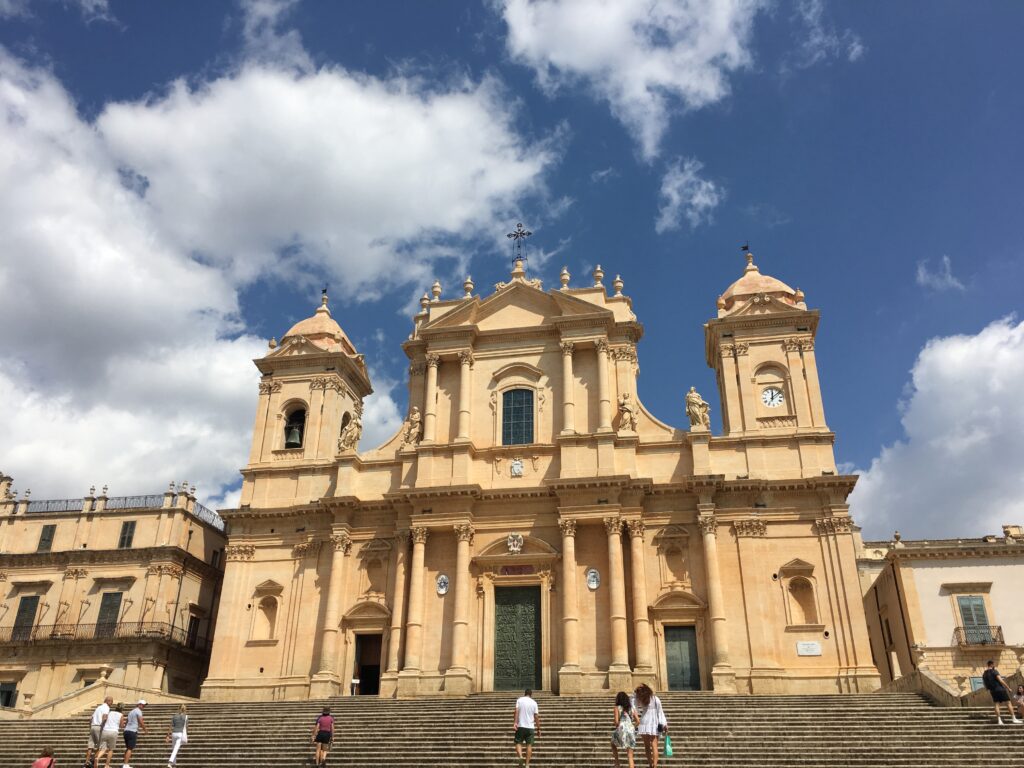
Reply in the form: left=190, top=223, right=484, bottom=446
left=0, top=13, right=553, bottom=507
left=654, top=157, right=724, bottom=232
left=500, top=0, right=765, bottom=160
left=850, top=317, right=1024, bottom=539
left=916, top=255, right=966, bottom=292
left=789, top=0, right=864, bottom=70
left=0, top=0, right=111, bottom=21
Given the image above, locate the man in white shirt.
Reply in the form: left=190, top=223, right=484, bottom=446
left=85, top=696, right=113, bottom=768
left=513, top=689, right=540, bottom=768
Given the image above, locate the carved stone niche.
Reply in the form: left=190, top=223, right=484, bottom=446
left=357, top=539, right=392, bottom=601
left=653, top=525, right=692, bottom=590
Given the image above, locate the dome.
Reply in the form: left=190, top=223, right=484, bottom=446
left=719, top=253, right=799, bottom=313
left=282, top=293, right=357, bottom=354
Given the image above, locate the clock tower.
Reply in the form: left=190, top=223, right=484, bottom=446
left=704, top=252, right=835, bottom=476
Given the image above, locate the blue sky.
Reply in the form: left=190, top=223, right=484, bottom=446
left=1, top=0, right=1022, bottom=539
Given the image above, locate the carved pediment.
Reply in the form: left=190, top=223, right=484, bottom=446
left=651, top=589, right=705, bottom=610
left=252, top=579, right=284, bottom=597
left=728, top=293, right=800, bottom=317
left=477, top=535, right=558, bottom=558
left=491, top=362, right=544, bottom=384
left=343, top=600, right=391, bottom=621
left=264, top=335, right=323, bottom=358
left=779, top=558, right=815, bottom=577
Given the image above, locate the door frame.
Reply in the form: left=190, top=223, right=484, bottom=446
left=477, top=570, right=556, bottom=693
left=662, top=624, right=702, bottom=691
left=649, top=589, right=710, bottom=691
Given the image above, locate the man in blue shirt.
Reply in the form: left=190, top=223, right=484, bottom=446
left=121, top=699, right=148, bottom=768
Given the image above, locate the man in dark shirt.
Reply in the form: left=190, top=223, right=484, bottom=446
left=982, top=660, right=1022, bottom=725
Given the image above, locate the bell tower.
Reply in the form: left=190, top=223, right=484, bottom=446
left=704, top=252, right=831, bottom=452
left=241, top=291, right=373, bottom=506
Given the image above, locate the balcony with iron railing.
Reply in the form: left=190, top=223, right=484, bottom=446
left=0, top=621, right=211, bottom=652
left=953, top=624, right=1004, bottom=646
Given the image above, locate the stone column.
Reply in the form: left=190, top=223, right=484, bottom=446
left=596, top=340, right=612, bottom=432
left=560, top=342, right=575, bottom=434
left=395, top=528, right=428, bottom=696
left=626, top=520, right=654, bottom=679
left=445, top=523, right=474, bottom=694
left=558, top=519, right=582, bottom=692
left=384, top=530, right=409, bottom=675
left=456, top=351, right=473, bottom=441
left=698, top=509, right=736, bottom=691
left=311, top=531, right=351, bottom=695
left=422, top=353, right=440, bottom=443
left=605, top=517, right=631, bottom=689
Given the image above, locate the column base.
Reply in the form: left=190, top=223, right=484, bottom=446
left=711, top=665, right=737, bottom=693
left=309, top=673, right=342, bottom=698
left=608, top=664, right=632, bottom=693
left=558, top=665, right=584, bottom=694
left=631, top=665, right=656, bottom=690
left=396, top=669, right=422, bottom=699
left=443, top=667, right=473, bottom=696
left=378, top=671, right=399, bottom=699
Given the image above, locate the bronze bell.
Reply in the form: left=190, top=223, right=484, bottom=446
left=285, top=425, right=302, bottom=449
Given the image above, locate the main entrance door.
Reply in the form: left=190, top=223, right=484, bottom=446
left=494, top=586, right=541, bottom=691
left=354, top=634, right=382, bottom=696
left=665, top=625, right=701, bottom=690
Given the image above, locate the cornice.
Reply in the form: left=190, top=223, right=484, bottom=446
left=0, top=546, right=222, bottom=580
left=884, top=544, right=1024, bottom=561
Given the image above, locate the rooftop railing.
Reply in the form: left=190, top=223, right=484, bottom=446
left=19, top=493, right=226, bottom=532
left=0, top=621, right=211, bottom=652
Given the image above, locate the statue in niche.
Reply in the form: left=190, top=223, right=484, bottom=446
left=685, top=387, right=711, bottom=430
left=400, top=406, right=422, bottom=447
left=617, top=392, right=638, bottom=432
left=338, top=413, right=362, bottom=452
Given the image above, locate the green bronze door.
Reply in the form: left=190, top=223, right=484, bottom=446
left=665, top=625, right=701, bottom=690
left=494, top=586, right=541, bottom=691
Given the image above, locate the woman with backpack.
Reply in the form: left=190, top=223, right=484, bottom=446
left=610, top=691, right=640, bottom=768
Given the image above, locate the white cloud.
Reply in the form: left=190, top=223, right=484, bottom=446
left=916, top=255, right=966, bottom=292
left=654, top=157, right=724, bottom=232
left=850, top=317, right=1024, bottom=539
left=790, top=0, right=864, bottom=69
left=0, top=19, right=554, bottom=507
left=0, top=0, right=111, bottom=21
left=590, top=166, right=618, bottom=183
left=500, top=0, right=765, bottom=160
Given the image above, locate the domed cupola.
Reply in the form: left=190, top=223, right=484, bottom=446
left=281, top=290, right=358, bottom=355
left=717, top=253, right=804, bottom=316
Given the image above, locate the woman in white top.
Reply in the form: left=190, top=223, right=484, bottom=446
left=631, top=684, right=668, bottom=768
left=93, top=703, right=123, bottom=768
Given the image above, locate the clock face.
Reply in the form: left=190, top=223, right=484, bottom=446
left=761, top=387, right=784, bottom=408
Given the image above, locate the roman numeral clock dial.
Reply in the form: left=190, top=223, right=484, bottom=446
left=761, top=387, right=784, bottom=408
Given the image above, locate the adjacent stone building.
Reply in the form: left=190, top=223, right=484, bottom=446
left=0, top=479, right=225, bottom=708
left=202, top=253, right=880, bottom=700
left=859, top=526, right=1024, bottom=692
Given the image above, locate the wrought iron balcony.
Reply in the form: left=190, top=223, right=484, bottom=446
left=0, top=621, right=210, bottom=652
left=953, top=624, right=1004, bottom=646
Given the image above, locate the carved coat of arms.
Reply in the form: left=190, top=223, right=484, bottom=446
left=507, top=533, right=524, bottom=555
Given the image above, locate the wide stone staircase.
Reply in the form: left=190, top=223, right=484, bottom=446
left=1, top=692, right=1023, bottom=767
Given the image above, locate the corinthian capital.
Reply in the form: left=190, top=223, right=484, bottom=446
left=558, top=518, right=577, bottom=538
left=559, top=341, right=575, bottom=356
left=626, top=520, right=645, bottom=540
left=595, top=339, right=610, bottom=355
left=331, top=532, right=352, bottom=555
left=698, top=515, right=717, bottom=537
left=457, top=350, right=474, bottom=367
left=603, top=516, right=622, bottom=536
left=425, top=353, right=441, bottom=368
left=454, top=523, right=475, bottom=543
left=411, top=526, right=430, bottom=544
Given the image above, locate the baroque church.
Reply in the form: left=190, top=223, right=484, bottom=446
left=200, top=252, right=879, bottom=700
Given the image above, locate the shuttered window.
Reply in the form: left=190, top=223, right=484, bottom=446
left=37, top=524, right=56, bottom=553
left=117, top=520, right=136, bottom=549
left=957, top=595, right=989, bottom=643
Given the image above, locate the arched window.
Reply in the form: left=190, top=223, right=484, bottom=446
left=340, top=412, right=351, bottom=436
left=502, top=389, right=534, bottom=446
left=255, top=596, right=278, bottom=640
left=788, top=577, right=818, bottom=625
left=284, top=408, right=306, bottom=449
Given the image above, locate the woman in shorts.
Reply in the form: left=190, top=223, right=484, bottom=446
left=611, top=690, right=640, bottom=768
left=93, top=704, right=123, bottom=768
left=311, top=707, right=334, bottom=766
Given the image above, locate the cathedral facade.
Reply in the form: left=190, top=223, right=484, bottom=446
left=201, top=254, right=880, bottom=700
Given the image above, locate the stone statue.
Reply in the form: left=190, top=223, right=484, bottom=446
left=400, top=406, right=422, bottom=447
left=685, top=386, right=711, bottom=430
left=338, top=414, right=362, bottom=452
left=617, top=392, right=638, bottom=432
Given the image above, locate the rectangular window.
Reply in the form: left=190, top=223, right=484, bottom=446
left=186, top=615, right=200, bottom=649
left=0, top=682, right=16, bottom=708
left=117, top=520, right=136, bottom=549
left=37, top=524, right=56, bottom=553
left=12, top=595, right=40, bottom=641
left=957, top=595, right=990, bottom=643
left=211, top=549, right=221, bottom=569
left=883, top=617, right=894, bottom=648
left=95, top=592, right=123, bottom=639
left=502, top=389, right=534, bottom=446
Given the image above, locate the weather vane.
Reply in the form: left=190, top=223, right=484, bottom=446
left=507, top=222, right=532, bottom=264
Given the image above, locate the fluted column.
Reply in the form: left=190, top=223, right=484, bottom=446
left=384, top=530, right=410, bottom=675
left=596, top=340, right=612, bottom=431
left=422, top=354, right=440, bottom=443
left=605, top=517, right=629, bottom=669
left=448, top=524, right=474, bottom=682
left=560, top=342, right=575, bottom=434
left=401, top=526, right=429, bottom=672
left=626, top=520, right=653, bottom=673
left=316, top=531, right=352, bottom=676
left=699, top=509, right=735, bottom=689
left=456, top=351, right=473, bottom=441
left=558, top=519, right=580, bottom=668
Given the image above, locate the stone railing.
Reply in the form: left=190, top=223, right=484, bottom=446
left=0, top=679, right=197, bottom=721
left=878, top=666, right=1024, bottom=708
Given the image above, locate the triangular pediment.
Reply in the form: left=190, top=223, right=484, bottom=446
left=779, top=558, right=815, bottom=576
left=265, top=335, right=323, bottom=357
left=424, top=283, right=611, bottom=333
left=728, top=294, right=802, bottom=317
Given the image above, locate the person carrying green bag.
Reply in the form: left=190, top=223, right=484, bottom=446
left=632, top=684, right=669, bottom=768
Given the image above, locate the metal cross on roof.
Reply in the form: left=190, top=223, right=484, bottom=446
left=507, top=222, right=532, bottom=262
